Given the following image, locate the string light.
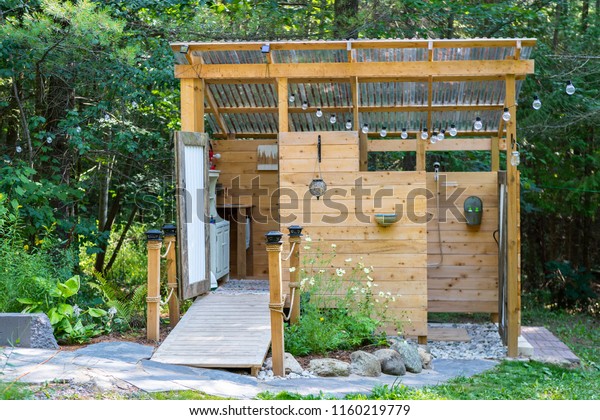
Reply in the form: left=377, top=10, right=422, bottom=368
left=329, top=114, right=336, bottom=124
left=449, top=124, right=458, bottom=137
left=565, top=80, right=575, bottom=95
left=362, top=123, right=369, bottom=134
left=532, top=95, right=542, bottom=110
left=289, top=93, right=295, bottom=103
left=15, top=145, right=22, bottom=153
left=379, top=126, right=387, bottom=138
left=46, top=137, right=53, bottom=144
left=510, top=150, right=520, bottom=167
left=345, top=119, right=352, bottom=130
left=473, top=117, right=483, bottom=131
left=502, top=107, right=511, bottom=122
left=438, top=129, right=445, bottom=141
left=420, top=128, right=429, bottom=140
left=430, top=132, right=438, bottom=143
left=316, top=108, right=323, bottom=118
left=301, top=101, right=308, bottom=110
left=400, top=128, right=408, bottom=139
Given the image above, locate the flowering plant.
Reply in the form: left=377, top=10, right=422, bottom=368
left=285, top=238, right=402, bottom=356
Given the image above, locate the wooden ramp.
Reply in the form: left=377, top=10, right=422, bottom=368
left=151, top=293, right=271, bottom=374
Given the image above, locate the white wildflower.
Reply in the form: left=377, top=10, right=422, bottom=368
left=309, top=277, right=315, bottom=286
left=366, top=281, right=372, bottom=288
left=358, top=262, right=365, bottom=269
left=305, top=236, right=312, bottom=242
left=373, top=283, right=379, bottom=287
left=363, top=267, right=371, bottom=274
left=303, top=245, right=311, bottom=250
left=318, top=269, right=325, bottom=273
left=391, top=296, right=396, bottom=302
left=360, top=288, right=366, bottom=294
left=375, top=299, right=380, bottom=303
left=300, top=278, right=308, bottom=287
left=378, top=291, right=385, bottom=297
left=289, top=266, right=296, bottom=273
left=367, top=275, right=373, bottom=281
left=336, top=268, right=346, bottom=277
left=73, top=305, right=81, bottom=317
left=330, top=243, right=337, bottom=248
left=345, top=257, right=352, bottom=262
left=386, top=292, right=392, bottom=296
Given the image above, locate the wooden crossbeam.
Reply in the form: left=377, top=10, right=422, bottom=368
left=175, top=60, right=535, bottom=80
left=368, top=138, right=507, bottom=152
left=205, top=104, right=505, bottom=115
left=204, top=75, right=527, bottom=85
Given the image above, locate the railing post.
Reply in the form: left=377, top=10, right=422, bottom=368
left=265, top=231, right=284, bottom=377
left=287, top=225, right=303, bottom=325
left=145, top=229, right=163, bottom=341
left=162, top=223, right=180, bottom=328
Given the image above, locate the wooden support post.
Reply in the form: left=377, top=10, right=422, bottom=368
left=287, top=225, right=303, bottom=325
left=505, top=74, right=519, bottom=357
left=490, top=313, right=499, bottom=324
left=162, top=224, right=180, bottom=328
left=145, top=229, right=163, bottom=341
left=266, top=231, right=285, bottom=377
left=418, top=336, right=428, bottom=345
left=277, top=78, right=289, bottom=133
left=181, top=78, right=204, bottom=132
left=491, top=136, right=500, bottom=171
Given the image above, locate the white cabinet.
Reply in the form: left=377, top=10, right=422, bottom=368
left=209, top=170, right=230, bottom=288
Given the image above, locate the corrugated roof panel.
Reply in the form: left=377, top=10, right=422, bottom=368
left=274, top=49, right=347, bottom=63
left=357, top=48, right=427, bottom=62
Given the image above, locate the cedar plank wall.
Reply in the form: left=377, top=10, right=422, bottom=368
left=426, top=172, right=499, bottom=313
left=212, top=139, right=279, bottom=278
left=279, top=132, right=428, bottom=336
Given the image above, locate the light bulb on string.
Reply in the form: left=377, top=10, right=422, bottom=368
left=566, top=80, right=575, bottom=95
left=449, top=124, right=458, bottom=137
left=380, top=127, right=387, bottom=138
left=438, top=129, right=445, bottom=141
left=301, top=101, right=308, bottom=110
left=361, top=123, right=369, bottom=134
left=532, top=95, right=542, bottom=110
left=430, top=132, right=438, bottom=144
left=400, top=128, right=408, bottom=139
left=420, top=128, right=429, bottom=140
left=316, top=108, right=323, bottom=118
left=289, top=93, right=295, bottom=103
left=16, top=145, right=22, bottom=153
left=473, top=117, right=483, bottom=131
left=502, top=107, right=511, bottom=122
left=46, top=137, right=53, bottom=144
left=329, top=114, right=336, bottom=124
left=104, top=114, right=110, bottom=121
left=345, top=120, right=352, bottom=130
left=76, top=126, right=82, bottom=133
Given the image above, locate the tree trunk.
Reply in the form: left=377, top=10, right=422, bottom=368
left=103, top=206, right=138, bottom=274
left=582, top=0, right=589, bottom=32
left=552, top=2, right=563, bottom=51
left=333, top=0, right=359, bottom=39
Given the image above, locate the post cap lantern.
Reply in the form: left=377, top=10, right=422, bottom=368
left=287, top=225, right=303, bottom=237
left=265, top=231, right=283, bottom=245
left=162, top=223, right=177, bottom=237
left=145, top=229, right=163, bottom=241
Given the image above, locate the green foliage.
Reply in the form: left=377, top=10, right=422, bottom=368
left=284, top=240, right=400, bottom=356
left=542, top=260, right=598, bottom=312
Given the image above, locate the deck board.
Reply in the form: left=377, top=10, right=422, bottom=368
left=151, top=293, right=271, bottom=371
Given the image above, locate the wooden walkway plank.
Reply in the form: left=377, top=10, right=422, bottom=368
left=151, top=293, right=271, bottom=373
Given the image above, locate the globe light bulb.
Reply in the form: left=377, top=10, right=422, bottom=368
left=532, top=95, right=542, bottom=110
left=16, top=145, right=22, bottom=153
left=289, top=93, right=295, bottom=103
left=132, top=101, right=138, bottom=108
left=473, top=117, right=483, bottom=131
left=380, top=127, right=387, bottom=138
left=510, top=150, right=520, bottom=167
left=46, top=137, right=53, bottom=144
left=431, top=132, right=439, bottom=143
left=345, top=120, right=352, bottom=130
left=449, top=124, right=458, bottom=137
left=502, top=107, right=511, bottom=122
left=329, top=114, right=336, bottom=124
left=76, top=126, right=82, bottom=133
left=400, top=128, right=408, bottom=139
left=316, top=108, right=323, bottom=118
left=301, top=101, right=308, bottom=110
left=361, top=123, right=369, bottom=134
left=438, top=129, right=445, bottom=141
left=566, top=80, right=575, bottom=95
left=104, top=114, right=110, bottom=121
left=420, top=128, right=429, bottom=140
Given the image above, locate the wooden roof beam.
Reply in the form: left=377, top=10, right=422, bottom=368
left=204, top=104, right=506, bottom=114
left=175, top=60, right=535, bottom=80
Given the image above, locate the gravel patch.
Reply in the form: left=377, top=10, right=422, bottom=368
left=213, top=279, right=269, bottom=295
left=425, top=323, right=506, bottom=360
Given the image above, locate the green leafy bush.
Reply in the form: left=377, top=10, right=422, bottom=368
left=544, top=260, right=598, bottom=312
left=284, top=240, right=401, bottom=356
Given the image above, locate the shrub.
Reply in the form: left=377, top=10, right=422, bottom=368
left=284, top=240, right=401, bottom=356
left=544, top=260, right=598, bottom=312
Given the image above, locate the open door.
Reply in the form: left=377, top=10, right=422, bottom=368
left=175, top=132, right=210, bottom=299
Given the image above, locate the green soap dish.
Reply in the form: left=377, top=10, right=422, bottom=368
left=374, top=213, right=398, bottom=227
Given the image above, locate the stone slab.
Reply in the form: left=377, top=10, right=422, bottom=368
left=0, top=313, right=58, bottom=349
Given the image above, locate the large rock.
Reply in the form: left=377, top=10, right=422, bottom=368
left=264, top=352, right=303, bottom=375
left=418, top=345, right=433, bottom=370
left=0, top=313, right=58, bottom=349
left=391, top=340, right=422, bottom=373
left=374, top=349, right=406, bottom=376
left=350, top=351, right=381, bottom=377
left=308, top=358, right=350, bottom=377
